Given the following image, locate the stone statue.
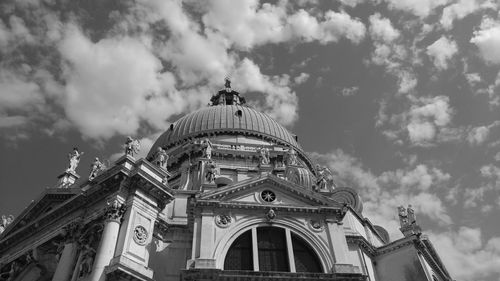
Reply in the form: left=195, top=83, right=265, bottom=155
left=0, top=215, right=14, bottom=234
left=89, top=157, right=105, bottom=181
left=407, top=205, right=416, bottom=225
left=205, top=160, right=218, bottom=183
left=124, top=136, right=140, bottom=157
left=201, top=138, right=213, bottom=159
left=153, top=147, right=169, bottom=170
left=284, top=147, right=297, bottom=166
left=398, top=206, right=409, bottom=227
left=259, top=147, right=270, bottom=165
left=78, top=244, right=95, bottom=277
left=210, top=77, right=246, bottom=106
left=67, top=147, right=84, bottom=173
left=266, top=208, right=276, bottom=221
left=315, top=164, right=334, bottom=191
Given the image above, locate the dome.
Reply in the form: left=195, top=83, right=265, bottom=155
left=148, top=105, right=301, bottom=156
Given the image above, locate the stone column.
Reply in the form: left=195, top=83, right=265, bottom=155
left=89, top=201, right=126, bottom=281
left=52, top=222, right=82, bottom=281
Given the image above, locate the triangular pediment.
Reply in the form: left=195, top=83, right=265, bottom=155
left=198, top=174, right=340, bottom=208
left=1, top=188, right=79, bottom=238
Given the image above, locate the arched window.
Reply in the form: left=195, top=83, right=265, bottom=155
left=223, top=227, right=322, bottom=273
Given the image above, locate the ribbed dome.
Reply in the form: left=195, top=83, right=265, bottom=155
left=149, top=105, right=301, bottom=155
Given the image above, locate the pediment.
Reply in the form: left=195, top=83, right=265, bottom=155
left=198, top=174, right=339, bottom=208
left=1, top=188, right=79, bottom=238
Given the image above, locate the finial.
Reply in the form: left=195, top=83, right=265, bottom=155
left=210, top=77, right=246, bottom=106
left=224, top=76, right=231, bottom=89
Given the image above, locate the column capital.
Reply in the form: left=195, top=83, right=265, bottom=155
left=104, top=200, right=127, bottom=223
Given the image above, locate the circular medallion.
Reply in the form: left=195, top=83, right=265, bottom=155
left=261, top=190, right=276, bottom=202
left=215, top=214, right=232, bottom=228
left=309, top=219, right=325, bottom=232
left=133, top=225, right=148, bottom=245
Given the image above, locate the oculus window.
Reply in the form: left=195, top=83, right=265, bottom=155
left=224, top=226, right=322, bottom=273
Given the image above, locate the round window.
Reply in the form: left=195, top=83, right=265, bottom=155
left=261, top=190, right=276, bottom=202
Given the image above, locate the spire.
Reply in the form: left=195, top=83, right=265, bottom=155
left=210, top=77, right=246, bottom=106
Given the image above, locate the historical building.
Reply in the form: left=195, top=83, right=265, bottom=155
left=0, top=79, right=453, bottom=281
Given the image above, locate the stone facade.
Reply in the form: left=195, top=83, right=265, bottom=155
left=0, top=87, right=453, bottom=281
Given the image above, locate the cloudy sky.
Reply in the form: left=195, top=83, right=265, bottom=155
left=0, top=0, right=499, bottom=279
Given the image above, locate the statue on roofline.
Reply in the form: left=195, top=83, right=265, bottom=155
left=0, top=215, right=14, bottom=234
left=201, top=138, right=213, bottom=159
left=153, top=147, right=169, bottom=170
left=210, top=77, right=246, bottom=106
left=124, top=136, right=140, bottom=157
left=89, top=157, right=105, bottom=181
left=284, top=147, right=297, bottom=166
left=315, top=164, right=335, bottom=192
left=258, top=147, right=270, bottom=165
left=205, top=159, right=218, bottom=183
left=67, top=147, right=84, bottom=173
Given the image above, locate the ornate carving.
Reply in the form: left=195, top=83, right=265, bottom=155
left=310, top=219, right=325, bottom=231
left=133, top=225, right=149, bottom=245
left=210, top=77, right=246, bottom=106
left=78, top=244, right=95, bottom=278
left=265, top=208, right=276, bottom=221
left=67, top=147, right=84, bottom=173
left=89, top=157, right=105, bottom=181
left=75, top=222, right=103, bottom=279
left=0, top=214, right=14, bottom=235
left=124, top=136, right=140, bottom=157
left=104, top=200, right=127, bottom=222
left=215, top=214, right=232, bottom=228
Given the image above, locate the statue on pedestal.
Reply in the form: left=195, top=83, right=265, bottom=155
left=398, top=206, right=409, bottom=227
left=284, top=147, right=297, bottom=166
left=315, top=164, right=334, bottom=191
left=258, top=147, right=270, bottom=165
left=89, top=157, right=105, bottom=181
left=205, top=160, right=218, bottom=183
left=67, top=147, right=84, bottom=173
left=0, top=215, right=14, bottom=234
left=201, top=138, right=213, bottom=159
left=124, top=136, right=140, bottom=157
left=153, top=147, right=169, bottom=170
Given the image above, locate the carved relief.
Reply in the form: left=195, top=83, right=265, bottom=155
left=309, top=219, right=325, bottom=232
left=215, top=214, right=232, bottom=228
left=133, top=225, right=149, bottom=245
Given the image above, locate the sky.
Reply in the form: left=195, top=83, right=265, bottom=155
left=0, top=0, right=499, bottom=280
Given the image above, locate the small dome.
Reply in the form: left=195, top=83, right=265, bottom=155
left=148, top=105, right=301, bottom=156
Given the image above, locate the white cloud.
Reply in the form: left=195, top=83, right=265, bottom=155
left=59, top=25, right=188, bottom=140
left=471, top=17, right=500, bottom=64
left=407, top=96, right=453, bottom=145
left=319, top=11, right=366, bottom=44
left=341, top=86, right=359, bottom=97
left=368, top=13, right=400, bottom=42
left=430, top=228, right=500, bottom=281
left=293, top=72, right=310, bottom=84
left=426, top=36, right=458, bottom=70
left=440, top=0, right=495, bottom=30
left=383, top=0, right=450, bottom=18
left=467, top=126, right=489, bottom=145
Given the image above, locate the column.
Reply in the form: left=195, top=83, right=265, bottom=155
left=285, top=229, right=296, bottom=272
left=251, top=227, right=259, bottom=271
left=52, top=222, right=81, bottom=281
left=326, top=219, right=350, bottom=264
left=89, top=201, right=126, bottom=281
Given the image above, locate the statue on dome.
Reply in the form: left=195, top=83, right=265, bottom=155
left=153, top=147, right=169, bottom=170
left=284, top=147, right=298, bottom=166
left=124, top=136, right=140, bottom=157
left=67, top=147, right=84, bottom=173
left=210, top=77, right=246, bottom=106
left=398, top=206, right=409, bottom=227
left=205, top=159, right=218, bottom=183
left=258, top=147, right=270, bottom=165
left=89, top=157, right=105, bottom=181
left=201, top=138, right=213, bottom=159
left=315, top=164, right=334, bottom=191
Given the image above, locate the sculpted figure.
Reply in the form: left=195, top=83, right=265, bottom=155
left=205, top=160, right=218, bottom=183
left=0, top=215, right=14, bottom=234
left=67, top=147, right=84, bottom=173
left=315, top=164, right=334, bottom=191
left=398, top=206, right=409, bottom=227
left=89, top=157, right=105, bottom=181
left=259, top=147, right=270, bottom=165
left=78, top=244, right=95, bottom=277
left=284, top=147, right=297, bottom=166
left=202, top=138, right=213, bottom=159
left=124, top=136, right=140, bottom=156
left=153, top=147, right=169, bottom=170
left=407, top=205, right=416, bottom=225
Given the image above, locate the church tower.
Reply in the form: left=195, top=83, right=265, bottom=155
left=0, top=80, right=453, bottom=281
